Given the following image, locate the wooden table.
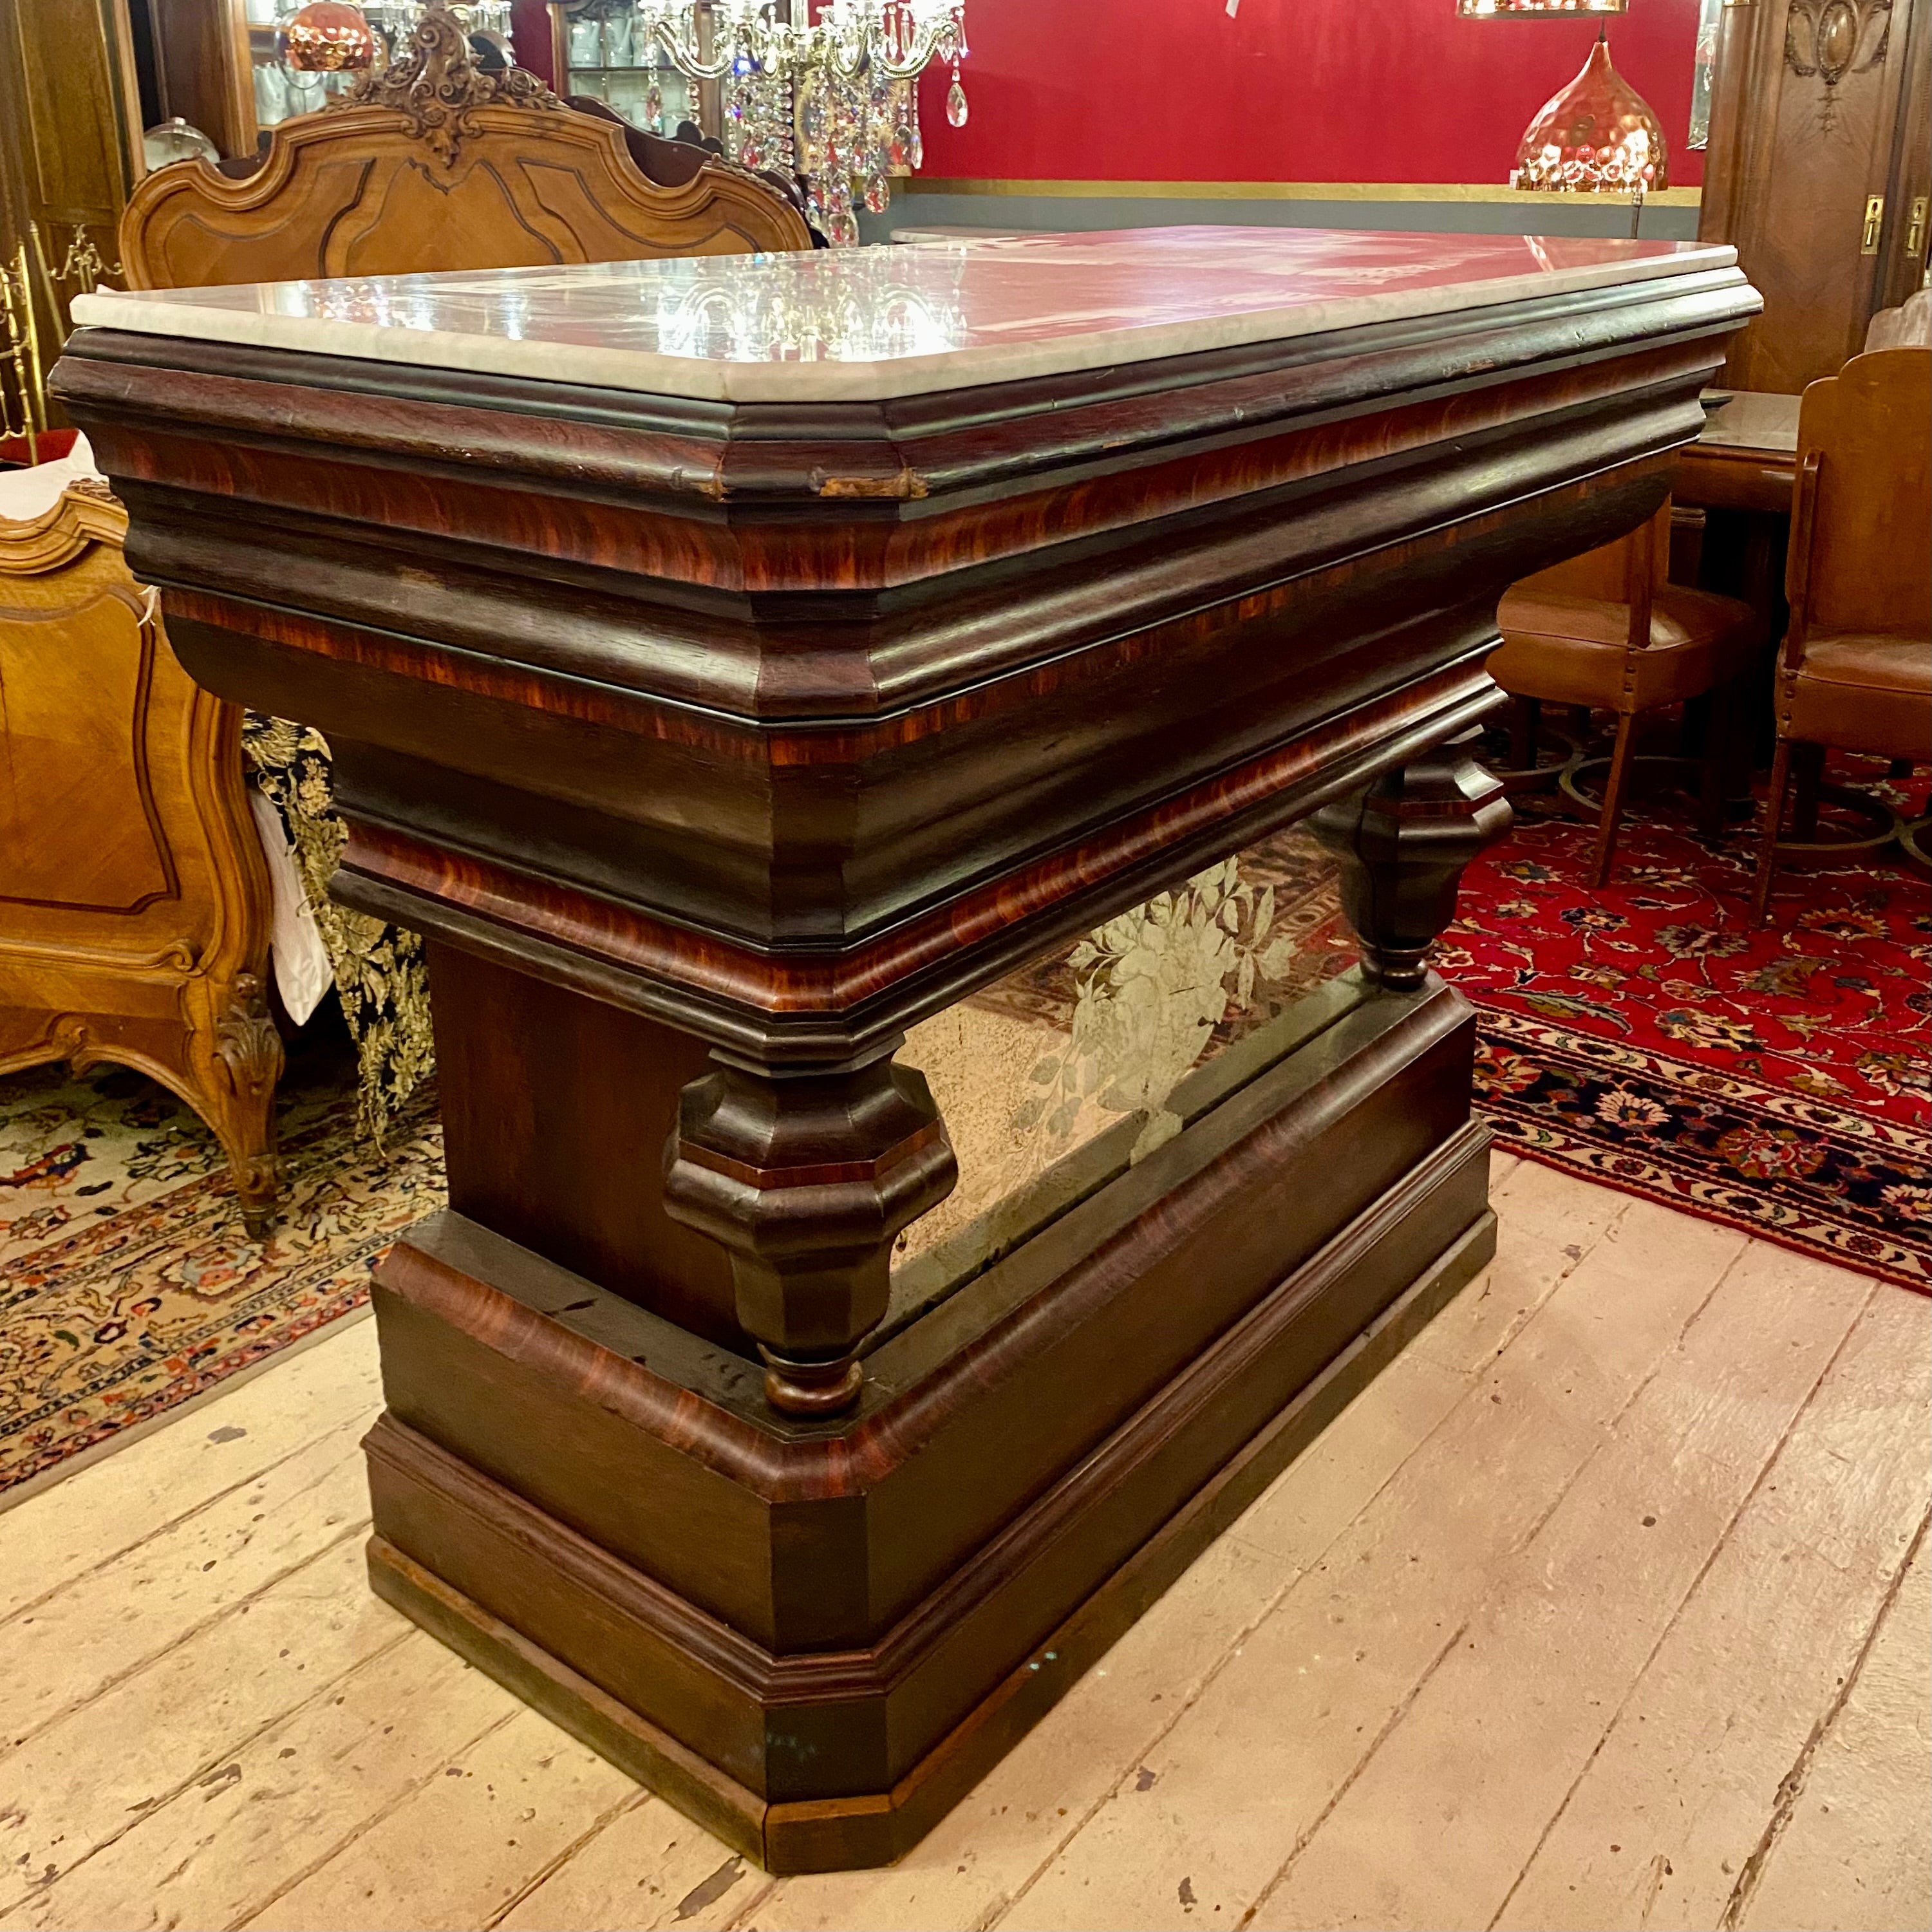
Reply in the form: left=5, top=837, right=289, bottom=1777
left=54, top=228, right=1758, bottom=1873
left=1676, top=388, right=1801, bottom=514
left=1675, top=389, right=1801, bottom=765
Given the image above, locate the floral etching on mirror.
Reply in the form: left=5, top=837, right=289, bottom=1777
left=1020, top=858, right=1306, bottom=1163
left=893, top=829, right=1355, bottom=1277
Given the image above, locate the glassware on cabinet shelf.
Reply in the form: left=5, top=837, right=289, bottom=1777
left=559, top=0, right=695, bottom=134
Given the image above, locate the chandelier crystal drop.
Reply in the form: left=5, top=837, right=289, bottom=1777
left=630, top=0, right=967, bottom=245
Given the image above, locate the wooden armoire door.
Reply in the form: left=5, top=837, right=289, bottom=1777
left=1701, top=0, right=1932, bottom=390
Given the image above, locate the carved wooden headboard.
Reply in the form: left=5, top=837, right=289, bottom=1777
left=118, top=1, right=811, bottom=291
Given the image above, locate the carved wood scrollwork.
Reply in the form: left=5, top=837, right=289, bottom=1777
left=214, top=971, right=282, bottom=1098
left=1784, top=0, right=1891, bottom=130
left=343, top=0, right=563, bottom=165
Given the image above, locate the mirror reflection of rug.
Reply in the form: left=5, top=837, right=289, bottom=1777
left=0, top=1034, right=442, bottom=1502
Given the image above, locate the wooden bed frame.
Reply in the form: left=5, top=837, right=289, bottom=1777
left=0, top=480, right=283, bottom=1230
left=1, top=5, right=807, bottom=1230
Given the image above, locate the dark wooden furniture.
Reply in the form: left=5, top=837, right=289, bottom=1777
left=0, top=11, right=812, bottom=1236
left=1753, top=344, right=1932, bottom=920
left=0, top=476, right=281, bottom=1230
left=54, top=230, right=1758, bottom=1871
left=1674, top=389, right=1801, bottom=516
left=1700, top=0, right=1931, bottom=391
left=118, top=1, right=810, bottom=290
left=1490, top=501, right=1765, bottom=885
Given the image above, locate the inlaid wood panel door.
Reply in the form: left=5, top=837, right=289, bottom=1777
left=1701, top=0, right=1931, bottom=389
left=0, top=568, right=173, bottom=914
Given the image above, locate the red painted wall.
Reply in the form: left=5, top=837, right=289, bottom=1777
left=512, top=0, right=1703, bottom=189
left=912, top=0, right=1703, bottom=187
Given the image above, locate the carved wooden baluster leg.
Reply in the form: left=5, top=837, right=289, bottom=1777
left=1311, top=728, right=1513, bottom=990
left=662, top=1042, right=958, bottom=1417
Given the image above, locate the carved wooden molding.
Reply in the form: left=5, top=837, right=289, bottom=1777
left=115, top=91, right=810, bottom=290
left=1783, top=0, right=1891, bottom=83
left=0, top=480, right=128, bottom=572
left=215, top=970, right=283, bottom=1096
left=0, top=487, right=283, bottom=1233
left=342, top=0, right=563, bottom=166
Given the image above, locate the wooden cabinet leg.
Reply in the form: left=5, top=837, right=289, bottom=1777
left=1312, top=728, right=1512, bottom=991
left=662, top=1046, right=958, bottom=1416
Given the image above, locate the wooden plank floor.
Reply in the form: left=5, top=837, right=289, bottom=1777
left=1, top=1159, right=1925, bottom=1932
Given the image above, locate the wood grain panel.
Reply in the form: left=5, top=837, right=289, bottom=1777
left=0, top=484, right=280, bottom=1232
left=118, top=103, right=811, bottom=292
left=0, top=583, right=171, bottom=912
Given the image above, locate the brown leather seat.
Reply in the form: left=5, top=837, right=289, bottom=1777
left=1779, top=634, right=1931, bottom=764
left=1752, top=346, right=1932, bottom=921
left=1490, top=501, right=1765, bottom=886
left=1492, top=582, right=1761, bottom=711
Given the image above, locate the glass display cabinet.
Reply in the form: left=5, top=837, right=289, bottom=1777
left=547, top=0, right=713, bottom=137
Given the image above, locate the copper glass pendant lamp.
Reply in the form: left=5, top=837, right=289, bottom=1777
left=1510, top=27, right=1670, bottom=194
left=281, top=1, right=379, bottom=70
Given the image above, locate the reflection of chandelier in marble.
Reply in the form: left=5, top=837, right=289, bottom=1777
left=1458, top=0, right=1623, bottom=16
left=633, top=0, right=968, bottom=247
left=1510, top=29, right=1669, bottom=203
left=648, top=247, right=966, bottom=360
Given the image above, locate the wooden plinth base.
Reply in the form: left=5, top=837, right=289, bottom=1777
left=368, top=1208, right=1489, bottom=1871
left=364, top=976, right=1494, bottom=1872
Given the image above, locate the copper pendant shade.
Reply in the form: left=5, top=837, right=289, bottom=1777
left=281, top=1, right=377, bottom=71
left=1511, top=30, right=1669, bottom=192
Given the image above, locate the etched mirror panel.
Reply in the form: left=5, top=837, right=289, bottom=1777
left=888, top=824, right=1360, bottom=1315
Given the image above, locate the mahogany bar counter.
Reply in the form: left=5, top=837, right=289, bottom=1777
left=56, top=228, right=1758, bottom=1871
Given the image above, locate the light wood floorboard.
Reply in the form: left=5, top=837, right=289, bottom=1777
left=0, top=1158, right=1923, bottom=1932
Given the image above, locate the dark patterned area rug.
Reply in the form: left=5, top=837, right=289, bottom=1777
left=0, top=1031, right=442, bottom=1501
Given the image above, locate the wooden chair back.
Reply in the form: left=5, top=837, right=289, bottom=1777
left=118, top=3, right=811, bottom=290
left=1787, top=346, right=1932, bottom=651
left=1508, top=500, right=1670, bottom=649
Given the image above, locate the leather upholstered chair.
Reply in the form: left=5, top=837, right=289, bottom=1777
left=1750, top=346, right=1932, bottom=923
left=1489, top=501, right=1766, bottom=886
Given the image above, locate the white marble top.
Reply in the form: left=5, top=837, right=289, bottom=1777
left=1696, top=388, right=1801, bottom=454
left=71, top=227, right=1740, bottom=404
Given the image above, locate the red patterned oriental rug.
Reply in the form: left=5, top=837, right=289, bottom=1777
left=1443, top=761, right=1931, bottom=1293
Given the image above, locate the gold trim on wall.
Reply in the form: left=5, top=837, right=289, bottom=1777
left=901, top=178, right=1705, bottom=205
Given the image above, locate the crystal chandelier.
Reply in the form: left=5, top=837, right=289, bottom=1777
left=632, top=0, right=968, bottom=246
left=362, top=0, right=514, bottom=53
